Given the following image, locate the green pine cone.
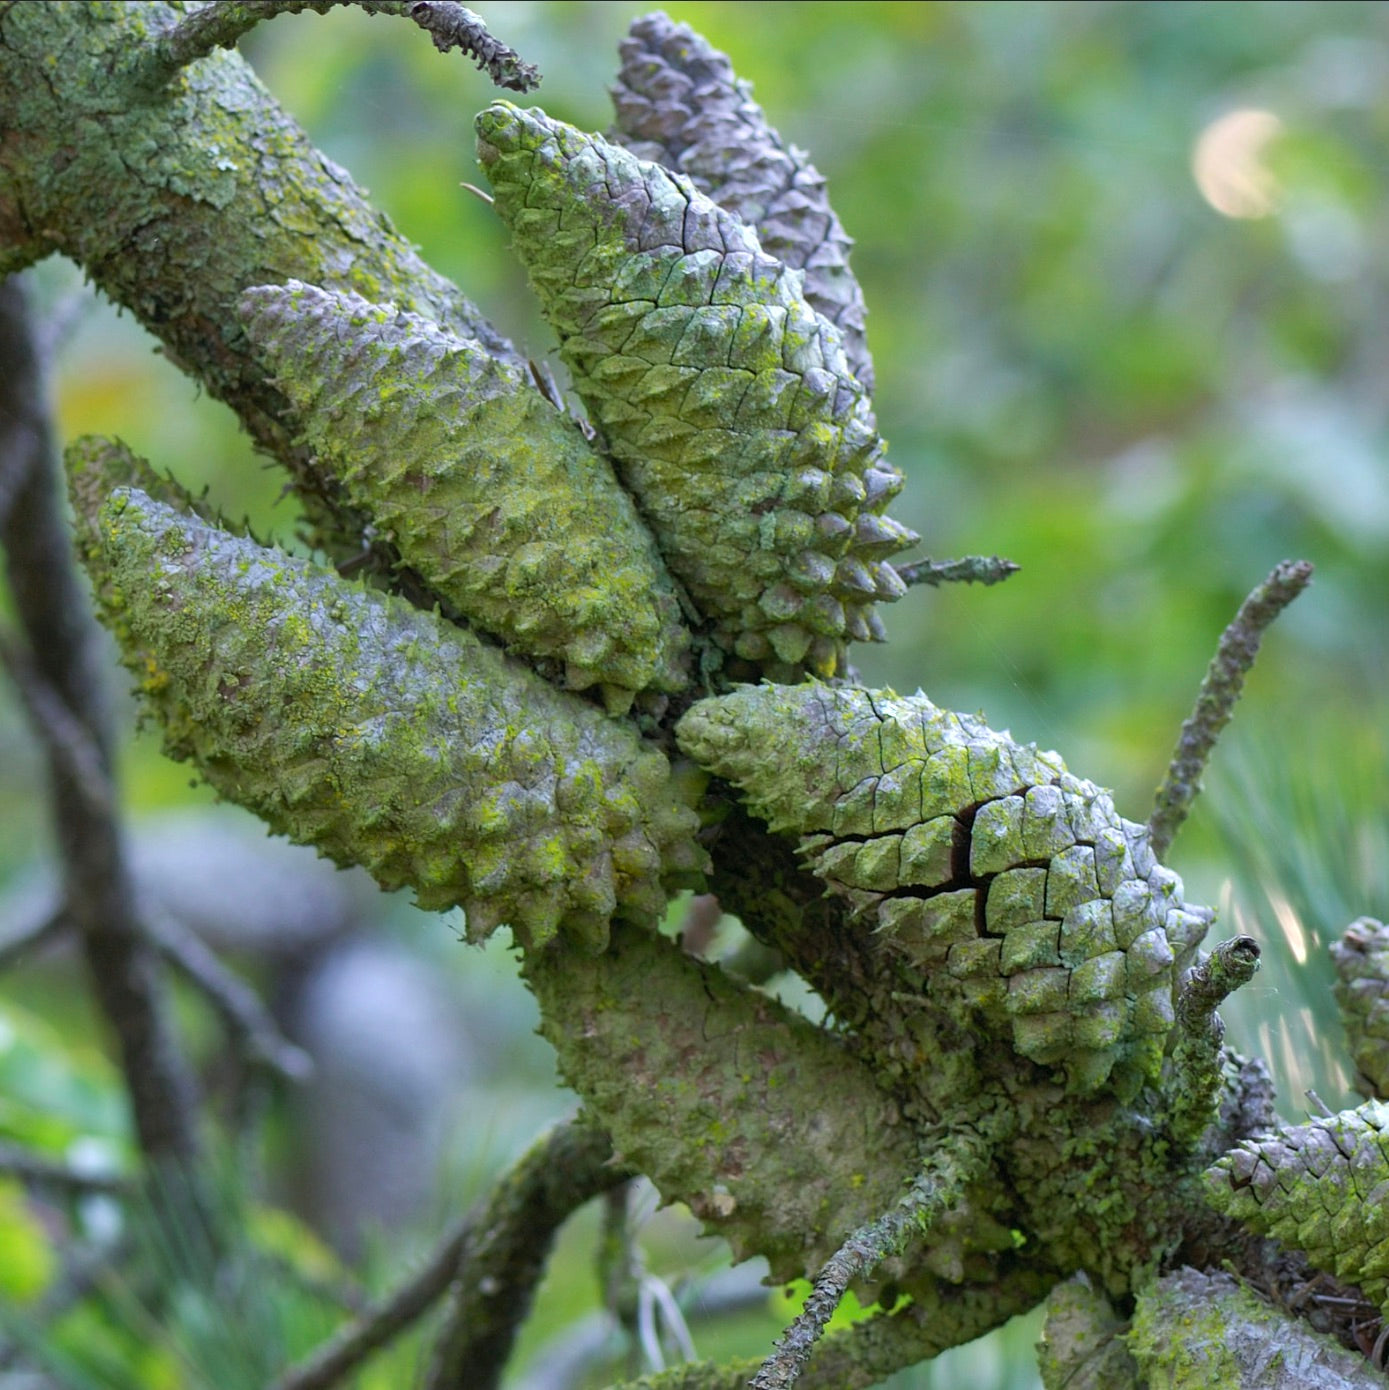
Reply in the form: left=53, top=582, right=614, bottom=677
left=69, top=459, right=705, bottom=952
left=677, top=683, right=1211, bottom=1091
left=1206, top=1101, right=1389, bottom=1314
left=475, top=101, right=917, bottom=678
left=1330, top=918, right=1389, bottom=1100
left=610, top=12, right=875, bottom=392
left=239, top=281, right=691, bottom=713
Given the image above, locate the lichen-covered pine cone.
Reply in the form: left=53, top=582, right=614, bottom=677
left=1331, top=917, right=1389, bottom=1100
left=1206, top=1100, right=1389, bottom=1314
left=239, top=281, right=690, bottom=713
left=67, top=439, right=705, bottom=953
left=610, top=12, right=875, bottom=393
left=676, top=682, right=1211, bottom=1091
left=475, top=101, right=917, bottom=678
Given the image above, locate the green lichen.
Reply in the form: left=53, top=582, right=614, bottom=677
left=0, top=0, right=519, bottom=567
left=1127, top=1267, right=1383, bottom=1389
left=523, top=919, right=917, bottom=1281
left=1206, top=1100, right=1389, bottom=1314
left=1035, top=1273, right=1139, bottom=1389
left=67, top=448, right=706, bottom=951
left=239, top=282, right=691, bottom=711
left=676, top=682, right=1211, bottom=1092
left=475, top=101, right=917, bottom=680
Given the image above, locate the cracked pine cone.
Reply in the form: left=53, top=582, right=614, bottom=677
left=475, top=101, right=917, bottom=679
left=677, top=682, right=1211, bottom=1091
left=1206, top=1100, right=1389, bottom=1315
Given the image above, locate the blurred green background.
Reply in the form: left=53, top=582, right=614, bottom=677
left=5, top=2, right=1389, bottom=1385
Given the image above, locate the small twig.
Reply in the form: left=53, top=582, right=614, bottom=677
left=0, top=905, right=68, bottom=972
left=142, top=903, right=314, bottom=1085
left=0, top=629, right=114, bottom=820
left=460, top=180, right=494, bottom=205
left=1304, top=1090, right=1334, bottom=1119
left=895, top=555, right=1019, bottom=589
left=265, top=1208, right=476, bottom=1390
left=752, top=1110, right=1007, bottom=1390
left=1166, top=935, right=1262, bottom=1151
left=423, top=1116, right=632, bottom=1389
left=146, top=1, right=539, bottom=90
left=598, top=1183, right=641, bottom=1362
left=0, top=275, right=203, bottom=1170
left=270, top=1115, right=626, bottom=1390
left=1148, top=559, right=1313, bottom=859
left=0, top=1141, right=134, bottom=1197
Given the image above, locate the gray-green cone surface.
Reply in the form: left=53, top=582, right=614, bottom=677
left=1206, top=1100, right=1389, bottom=1314
left=677, top=682, right=1211, bottom=1091
left=1331, top=917, right=1389, bottom=1101
left=68, top=445, right=705, bottom=953
left=239, top=281, right=691, bottom=713
left=475, top=101, right=916, bottom=679
left=610, top=11, right=875, bottom=392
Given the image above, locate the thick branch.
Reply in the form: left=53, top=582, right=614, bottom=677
left=0, top=276, right=201, bottom=1167
left=1148, top=560, right=1313, bottom=858
left=423, top=1117, right=630, bottom=1389
left=0, top=1, right=522, bottom=566
left=147, top=1, right=538, bottom=90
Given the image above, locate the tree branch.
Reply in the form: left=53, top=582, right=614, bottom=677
left=1148, top=559, right=1313, bottom=859
left=752, top=1108, right=1010, bottom=1390
left=146, top=1, right=539, bottom=91
left=141, top=902, right=314, bottom=1085
left=0, top=275, right=202, bottom=1168
left=607, top=1260, right=1054, bottom=1390
left=0, top=1141, right=133, bottom=1198
left=0, top=1, right=524, bottom=570
left=268, top=1115, right=627, bottom=1390
left=422, top=1117, right=631, bottom=1389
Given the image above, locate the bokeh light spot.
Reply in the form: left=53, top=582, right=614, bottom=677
left=1192, top=108, right=1283, bottom=218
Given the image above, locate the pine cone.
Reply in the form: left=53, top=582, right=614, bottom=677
left=67, top=439, right=705, bottom=953
left=610, top=12, right=875, bottom=392
left=1206, top=1101, right=1389, bottom=1315
left=677, top=682, right=1211, bottom=1091
left=239, top=281, right=690, bottom=712
left=475, top=101, right=916, bottom=679
left=1330, top=917, right=1389, bottom=1100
